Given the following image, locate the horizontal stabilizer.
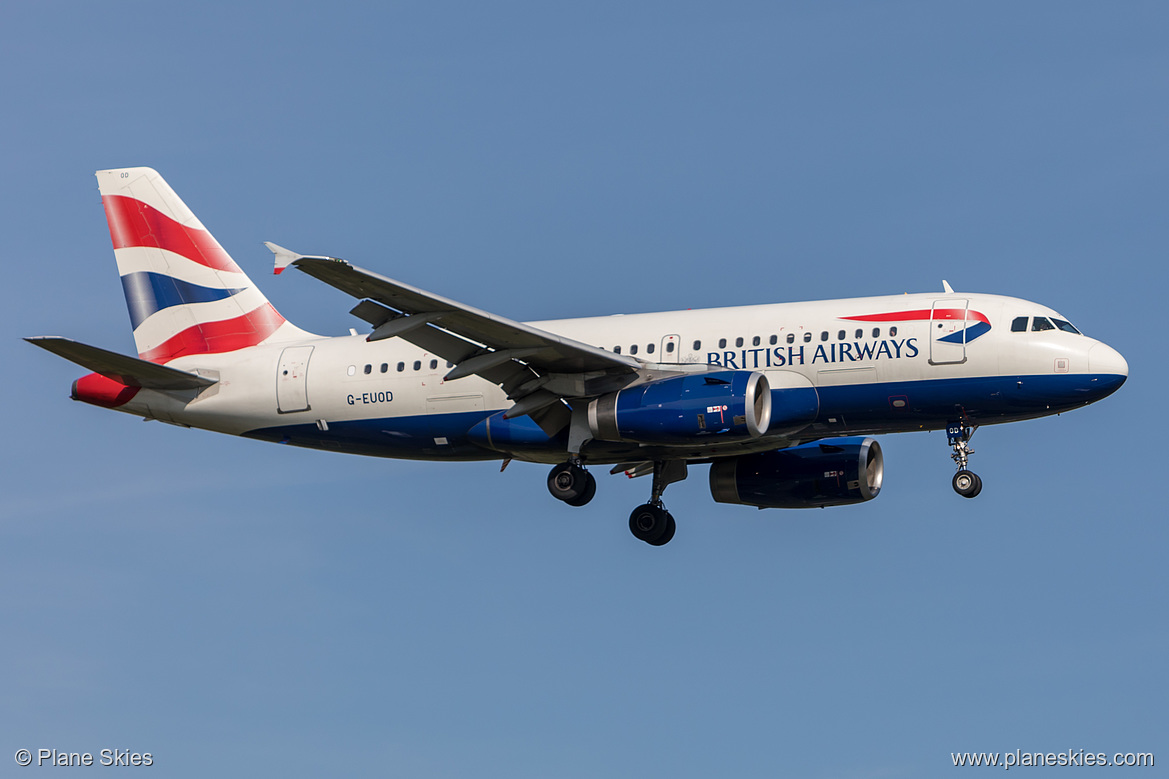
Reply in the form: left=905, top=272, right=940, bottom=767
left=25, top=337, right=217, bottom=390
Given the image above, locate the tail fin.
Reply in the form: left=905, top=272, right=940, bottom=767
left=96, top=167, right=311, bottom=364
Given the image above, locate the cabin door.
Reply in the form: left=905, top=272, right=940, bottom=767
left=277, top=346, right=314, bottom=413
left=928, top=299, right=969, bottom=365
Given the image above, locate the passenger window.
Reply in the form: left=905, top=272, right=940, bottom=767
left=1010, top=317, right=1028, bottom=332
left=787, top=333, right=795, bottom=344
left=380, top=363, right=388, bottom=373
left=1032, top=317, right=1055, bottom=332
left=735, top=337, right=744, bottom=347
left=630, top=344, right=638, bottom=355
left=820, top=331, right=828, bottom=341
left=1052, top=318, right=1081, bottom=334
left=646, top=343, right=655, bottom=354
left=614, top=346, right=621, bottom=354
left=889, top=326, right=898, bottom=337
left=413, top=360, right=421, bottom=371
left=430, top=359, right=438, bottom=369
left=837, top=330, right=845, bottom=340
left=397, top=362, right=405, bottom=372
left=718, top=338, right=727, bottom=348
left=803, top=332, right=812, bottom=343
left=872, top=328, right=880, bottom=338
left=364, top=364, right=372, bottom=375
left=347, top=365, right=356, bottom=376
left=769, top=335, right=777, bottom=345
left=752, top=335, right=760, bottom=346
left=666, top=342, right=675, bottom=353
left=447, top=362, right=454, bottom=368
left=854, top=329, right=863, bottom=339
left=693, top=340, right=701, bottom=350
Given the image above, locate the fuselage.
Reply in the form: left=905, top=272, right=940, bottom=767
left=93, top=290, right=1128, bottom=465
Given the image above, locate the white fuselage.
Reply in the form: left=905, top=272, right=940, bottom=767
left=103, top=290, right=1128, bottom=465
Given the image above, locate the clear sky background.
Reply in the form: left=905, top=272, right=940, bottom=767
left=1, top=3, right=1164, bottom=777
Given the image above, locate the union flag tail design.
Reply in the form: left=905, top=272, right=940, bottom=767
left=96, top=167, right=309, bottom=364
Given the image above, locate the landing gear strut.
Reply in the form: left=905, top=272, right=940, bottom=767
left=628, top=461, right=685, bottom=546
left=548, top=458, right=686, bottom=545
left=947, top=423, right=982, bottom=499
left=547, top=460, right=596, bottom=506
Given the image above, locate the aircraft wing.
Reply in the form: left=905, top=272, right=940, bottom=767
left=269, top=245, right=645, bottom=430
left=25, top=337, right=217, bottom=390
left=274, top=250, right=638, bottom=375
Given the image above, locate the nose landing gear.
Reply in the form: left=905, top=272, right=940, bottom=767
left=947, top=423, right=982, bottom=498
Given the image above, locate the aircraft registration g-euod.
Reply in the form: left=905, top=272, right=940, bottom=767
left=28, top=168, right=1128, bottom=546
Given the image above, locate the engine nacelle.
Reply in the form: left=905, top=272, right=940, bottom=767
left=588, top=370, right=771, bottom=445
left=709, top=437, right=883, bottom=508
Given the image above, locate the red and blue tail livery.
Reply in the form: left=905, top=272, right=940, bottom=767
left=96, top=168, right=306, bottom=364
left=26, top=167, right=1128, bottom=546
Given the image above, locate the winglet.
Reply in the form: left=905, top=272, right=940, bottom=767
left=266, top=242, right=349, bottom=276
left=265, top=242, right=302, bottom=275
left=942, top=280, right=955, bottom=294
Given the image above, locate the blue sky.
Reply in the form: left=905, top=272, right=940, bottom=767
left=1, top=2, right=1164, bottom=776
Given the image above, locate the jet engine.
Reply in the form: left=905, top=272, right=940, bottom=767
left=709, top=437, right=883, bottom=508
left=588, top=370, right=771, bottom=445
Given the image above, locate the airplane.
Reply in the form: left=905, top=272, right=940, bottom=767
left=27, top=167, right=1128, bottom=546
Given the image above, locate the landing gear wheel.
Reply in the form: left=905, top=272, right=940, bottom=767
left=952, top=469, right=982, bottom=499
left=564, top=471, right=597, bottom=507
left=548, top=462, right=590, bottom=503
left=629, top=504, right=672, bottom=545
left=646, top=513, right=676, bottom=546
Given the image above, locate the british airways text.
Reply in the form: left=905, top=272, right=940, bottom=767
left=707, top=338, right=919, bottom=369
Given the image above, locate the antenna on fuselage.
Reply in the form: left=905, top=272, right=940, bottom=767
left=942, top=280, right=954, bottom=293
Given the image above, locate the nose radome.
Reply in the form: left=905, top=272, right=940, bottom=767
left=1088, top=343, right=1128, bottom=377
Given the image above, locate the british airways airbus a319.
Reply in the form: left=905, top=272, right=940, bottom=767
left=28, top=168, right=1128, bottom=545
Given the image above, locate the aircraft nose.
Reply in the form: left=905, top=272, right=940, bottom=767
left=1088, top=342, right=1128, bottom=378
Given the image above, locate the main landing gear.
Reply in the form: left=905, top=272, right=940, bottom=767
left=547, top=459, right=685, bottom=546
left=547, top=460, right=596, bottom=506
left=947, top=423, right=982, bottom=499
left=627, top=460, right=685, bottom=546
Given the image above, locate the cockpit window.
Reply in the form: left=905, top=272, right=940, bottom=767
left=1052, top=318, right=1081, bottom=334
left=1031, top=317, right=1055, bottom=332
left=1010, top=316, right=1028, bottom=332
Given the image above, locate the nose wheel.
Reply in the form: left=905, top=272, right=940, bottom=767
left=952, top=469, right=982, bottom=498
left=947, top=423, right=983, bottom=499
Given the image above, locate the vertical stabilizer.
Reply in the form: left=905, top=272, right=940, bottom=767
left=96, top=167, right=311, bottom=363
